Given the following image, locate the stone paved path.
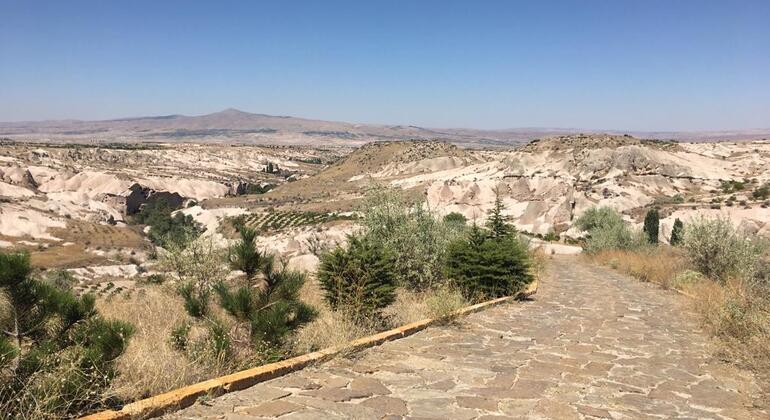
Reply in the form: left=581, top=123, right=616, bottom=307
left=166, top=257, right=766, bottom=419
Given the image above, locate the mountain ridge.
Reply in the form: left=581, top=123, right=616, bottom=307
left=2, top=108, right=769, bottom=146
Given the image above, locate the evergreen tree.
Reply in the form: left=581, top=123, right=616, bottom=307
left=214, top=228, right=315, bottom=348
left=317, top=234, right=397, bottom=320
left=670, top=218, right=684, bottom=246
left=445, top=225, right=532, bottom=300
left=486, top=189, right=514, bottom=238
left=643, top=208, right=660, bottom=244
left=0, top=252, right=133, bottom=417
left=228, top=227, right=267, bottom=282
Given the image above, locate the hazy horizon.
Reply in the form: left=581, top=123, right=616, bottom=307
left=1, top=1, right=769, bottom=131
left=2, top=107, right=770, bottom=135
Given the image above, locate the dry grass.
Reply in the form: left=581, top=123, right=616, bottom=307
left=97, top=287, right=213, bottom=401
left=384, top=287, right=468, bottom=326
left=291, top=308, right=378, bottom=355
left=587, top=247, right=689, bottom=289
left=295, top=277, right=468, bottom=355
left=691, top=278, right=770, bottom=390
left=528, top=247, right=548, bottom=285
left=384, top=289, right=430, bottom=326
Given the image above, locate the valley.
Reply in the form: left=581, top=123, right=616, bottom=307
left=1, top=134, right=769, bottom=294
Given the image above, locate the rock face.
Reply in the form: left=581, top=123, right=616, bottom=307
left=122, top=183, right=186, bottom=215
left=0, top=142, right=331, bottom=242
left=354, top=136, right=770, bottom=238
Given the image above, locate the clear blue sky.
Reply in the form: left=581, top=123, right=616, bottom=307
left=1, top=0, right=768, bottom=130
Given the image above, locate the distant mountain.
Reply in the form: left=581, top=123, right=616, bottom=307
left=1, top=109, right=768, bottom=146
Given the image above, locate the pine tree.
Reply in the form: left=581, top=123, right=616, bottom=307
left=643, top=208, right=660, bottom=244
left=214, top=228, right=315, bottom=348
left=0, top=252, right=133, bottom=417
left=670, top=218, right=684, bottom=246
left=317, top=234, right=397, bottom=320
left=486, top=189, right=514, bottom=238
left=445, top=225, right=532, bottom=301
left=229, top=227, right=267, bottom=282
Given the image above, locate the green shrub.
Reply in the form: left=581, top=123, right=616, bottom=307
left=144, top=273, right=166, bottom=285
left=44, top=269, right=77, bottom=291
left=721, top=180, right=745, bottom=193
left=445, top=225, right=532, bottom=301
left=683, top=217, right=763, bottom=283
left=0, top=252, right=133, bottom=418
left=752, top=183, right=770, bottom=200
left=585, top=222, right=647, bottom=253
left=443, top=212, right=468, bottom=227
left=543, top=231, right=559, bottom=242
left=576, top=207, right=646, bottom=253
left=215, top=258, right=316, bottom=348
left=670, top=218, right=684, bottom=246
left=317, top=234, right=397, bottom=320
left=172, top=229, right=316, bottom=369
left=134, top=199, right=203, bottom=247
left=360, top=188, right=459, bottom=291
left=575, top=206, right=625, bottom=232
left=170, top=322, right=191, bottom=351
left=643, top=208, right=660, bottom=244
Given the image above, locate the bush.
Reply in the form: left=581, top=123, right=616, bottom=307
left=443, top=212, right=468, bottom=227
left=683, top=217, right=763, bottom=283
left=445, top=225, right=532, bottom=300
left=670, top=218, right=684, bottom=246
left=44, top=269, right=77, bottom=291
left=575, top=206, right=625, bottom=232
left=0, top=252, right=133, bottom=418
left=585, top=221, right=646, bottom=253
left=752, top=183, right=770, bottom=200
left=317, top=234, right=397, bottom=320
left=577, top=207, right=646, bottom=253
left=134, top=199, right=203, bottom=248
left=721, top=180, right=745, bottom=193
left=643, top=208, right=660, bottom=244
left=543, top=231, right=559, bottom=242
left=360, top=188, right=459, bottom=291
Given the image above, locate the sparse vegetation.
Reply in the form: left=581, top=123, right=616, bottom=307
left=232, top=211, right=353, bottom=232
left=721, top=179, right=746, bottom=194
left=753, top=183, right=770, bottom=200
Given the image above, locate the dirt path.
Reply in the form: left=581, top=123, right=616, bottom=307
left=165, top=256, right=766, bottom=419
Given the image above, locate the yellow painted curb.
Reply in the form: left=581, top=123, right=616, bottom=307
left=80, top=281, right=537, bottom=420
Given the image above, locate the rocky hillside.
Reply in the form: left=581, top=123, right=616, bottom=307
left=262, top=135, right=770, bottom=240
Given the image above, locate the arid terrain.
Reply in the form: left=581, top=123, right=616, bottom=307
left=3, top=126, right=770, bottom=419
left=1, top=132, right=769, bottom=290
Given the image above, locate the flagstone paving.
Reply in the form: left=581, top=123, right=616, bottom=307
left=165, top=256, right=766, bottom=419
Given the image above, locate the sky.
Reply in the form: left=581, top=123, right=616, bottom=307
left=0, top=0, right=768, bottom=131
